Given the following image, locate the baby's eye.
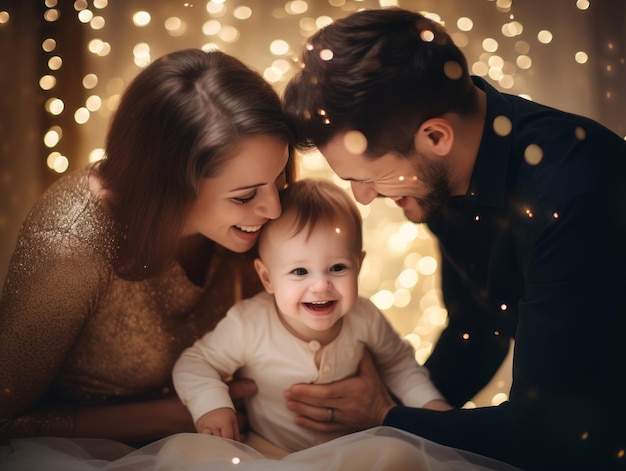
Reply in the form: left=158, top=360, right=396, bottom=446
left=232, top=190, right=257, bottom=204
left=330, top=263, right=347, bottom=273
left=291, top=267, right=308, bottom=276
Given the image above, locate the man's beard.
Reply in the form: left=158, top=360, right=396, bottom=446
left=411, top=156, right=450, bottom=223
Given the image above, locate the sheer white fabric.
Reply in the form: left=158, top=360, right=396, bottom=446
left=0, top=427, right=521, bottom=471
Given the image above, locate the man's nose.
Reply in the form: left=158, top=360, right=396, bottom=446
left=350, top=181, right=378, bottom=205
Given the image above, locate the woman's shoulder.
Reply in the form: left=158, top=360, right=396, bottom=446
left=19, top=164, right=119, bottom=258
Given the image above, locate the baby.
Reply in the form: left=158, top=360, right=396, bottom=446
left=173, top=178, right=451, bottom=453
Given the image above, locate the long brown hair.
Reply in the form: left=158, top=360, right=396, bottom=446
left=98, top=49, right=295, bottom=280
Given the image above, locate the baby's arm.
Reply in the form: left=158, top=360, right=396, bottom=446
left=195, top=407, right=241, bottom=441
left=359, top=298, right=452, bottom=409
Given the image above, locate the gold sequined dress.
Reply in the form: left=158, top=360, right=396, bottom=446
left=0, top=165, right=261, bottom=438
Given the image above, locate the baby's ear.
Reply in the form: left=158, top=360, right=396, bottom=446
left=253, top=258, right=274, bottom=294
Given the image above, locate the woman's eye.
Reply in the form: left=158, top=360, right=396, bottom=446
left=292, top=267, right=308, bottom=276
left=330, top=263, right=347, bottom=273
left=232, top=190, right=256, bottom=204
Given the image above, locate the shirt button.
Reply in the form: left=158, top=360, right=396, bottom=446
left=308, top=340, right=321, bottom=352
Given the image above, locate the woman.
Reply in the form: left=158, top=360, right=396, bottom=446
left=0, top=48, right=294, bottom=444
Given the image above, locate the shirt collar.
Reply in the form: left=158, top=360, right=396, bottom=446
left=465, top=76, right=514, bottom=208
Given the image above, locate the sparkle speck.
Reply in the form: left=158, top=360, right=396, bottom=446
left=524, top=144, right=543, bottom=166
left=343, top=130, right=367, bottom=154
left=493, top=115, right=512, bottom=136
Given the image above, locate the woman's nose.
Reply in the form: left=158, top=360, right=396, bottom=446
left=255, top=186, right=282, bottom=219
left=350, top=181, right=378, bottom=205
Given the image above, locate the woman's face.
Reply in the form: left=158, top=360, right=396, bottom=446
left=184, top=135, right=290, bottom=253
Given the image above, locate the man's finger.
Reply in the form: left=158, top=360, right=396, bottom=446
left=358, top=348, right=378, bottom=376
left=228, top=378, right=258, bottom=400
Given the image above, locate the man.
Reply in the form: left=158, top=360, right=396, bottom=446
left=281, top=7, right=626, bottom=471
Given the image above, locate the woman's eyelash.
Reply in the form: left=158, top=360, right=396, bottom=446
left=233, top=191, right=256, bottom=204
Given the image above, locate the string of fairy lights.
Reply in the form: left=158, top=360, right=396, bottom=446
left=2, top=0, right=622, bottom=408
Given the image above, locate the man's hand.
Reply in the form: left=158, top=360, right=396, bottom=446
left=284, top=349, right=397, bottom=432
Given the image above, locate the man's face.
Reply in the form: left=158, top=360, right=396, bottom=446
left=319, top=131, right=450, bottom=223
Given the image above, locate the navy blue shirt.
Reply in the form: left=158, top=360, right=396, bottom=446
left=383, top=77, right=626, bottom=470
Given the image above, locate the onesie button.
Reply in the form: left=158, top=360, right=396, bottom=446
left=308, top=340, right=321, bottom=352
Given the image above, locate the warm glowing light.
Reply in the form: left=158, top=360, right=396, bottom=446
left=39, top=75, right=57, bottom=90
left=164, top=17, right=184, bottom=35
left=443, top=61, right=462, bottom=80
left=457, top=17, right=473, bottom=31
left=524, top=144, right=543, bottom=166
left=393, top=289, right=411, bottom=308
left=482, top=38, right=499, bottom=52
left=371, top=290, right=394, bottom=310
left=46, top=98, right=64, bottom=115
left=89, top=148, right=106, bottom=163
left=472, top=61, right=489, bottom=76
left=286, top=0, right=308, bottom=15
left=44, top=9, right=60, bottom=22
left=516, top=55, right=532, bottom=69
left=420, top=30, right=434, bottom=42
left=491, top=392, right=508, bottom=406
left=416, top=256, right=437, bottom=275
left=82, top=74, right=98, bottom=89
left=493, top=115, right=512, bottom=136
left=44, top=128, right=61, bottom=148
left=47, top=153, right=69, bottom=173
left=343, top=130, right=368, bottom=155
left=202, top=20, right=221, bottom=36
left=90, top=16, right=105, bottom=30
left=85, top=95, right=102, bottom=112
left=397, top=269, right=418, bottom=289
left=218, top=26, right=239, bottom=43
left=132, top=11, right=151, bottom=27
left=315, top=16, right=333, bottom=29
left=319, top=49, right=333, bottom=61
left=537, top=30, right=553, bottom=44
left=48, top=56, right=62, bottom=71
left=233, top=6, right=252, bottom=20
left=133, top=43, right=151, bottom=67
left=74, top=107, right=90, bottom=124
left=42, top=38, right=56, bottom=52
left=270, top=39, right=290, bottom=55
left=576, top=0, right=590, bottom=10
left=78, top=9, right=94, bottom=23
left=575, top=51, right=589, bottom=64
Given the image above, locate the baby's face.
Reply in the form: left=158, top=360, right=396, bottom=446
left=255, top=214, right=361, bottom=339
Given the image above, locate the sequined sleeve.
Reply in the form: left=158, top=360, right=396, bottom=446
left=0, top=194, right=111, bottom=437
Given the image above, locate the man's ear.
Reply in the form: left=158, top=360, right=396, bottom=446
left=414, top=118, right=454, bottom=157
left=253, top=258, right=274, bottom=294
